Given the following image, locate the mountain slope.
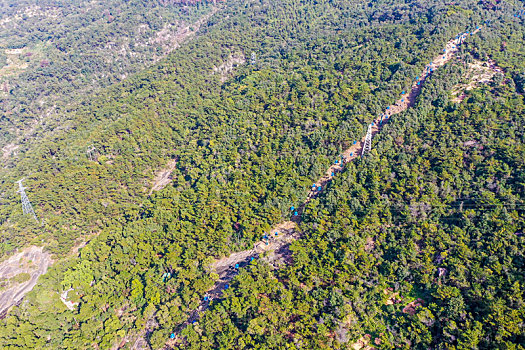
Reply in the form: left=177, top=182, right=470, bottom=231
left=0, top=0, right=524, bottom=349
left=0, top=0, right=214, bottom=155
left=181, top=36, right=525, bottom=350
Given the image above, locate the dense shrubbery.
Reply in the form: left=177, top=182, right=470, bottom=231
left=1, top=0, right=469, bottom=258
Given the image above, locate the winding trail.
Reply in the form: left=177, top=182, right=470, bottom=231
left=162, top=27, right=484, bottom=346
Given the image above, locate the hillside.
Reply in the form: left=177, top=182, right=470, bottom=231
left=182, top=50, right=525, bottom=350
left=0, top=0, right=470, bottom=259
left=0, top=0, right=524, bottom=349
left=0, top=0, right=214, bottom=158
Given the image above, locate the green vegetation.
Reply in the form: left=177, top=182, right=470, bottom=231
left=1, top=0, right=470, bottom=257
left=0, top=0, right=213, bottom=148
left=0, top=0, right=524, bottom=349
left=10, top=272, right=31, bottom=284
left=183, top=67, right=525, bottom=350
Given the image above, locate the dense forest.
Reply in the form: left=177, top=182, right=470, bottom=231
left=181, top=58, right=525, bottom=350
left=0, top=0, right=213, bottom=150
left=0, top=0, right=524, bottom=349
left=1, top=0, right=477, bottom=258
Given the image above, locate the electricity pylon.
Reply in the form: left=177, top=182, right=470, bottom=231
left=362, top=123, right=372, bottom=156
left=251, top=52, right=256, bottom=65
left=16, top=179, right=38, bottom=223
left=86, top=145, right=97, bottom=161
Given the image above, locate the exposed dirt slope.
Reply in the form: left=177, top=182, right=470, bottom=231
left=0, top=246, right=52, bottom=316
left=149, top=159, right=178, bottom=195
left=451, top=58, right=502, bottom=102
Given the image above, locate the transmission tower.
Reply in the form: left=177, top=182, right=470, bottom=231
left=86, top=145, right=97, bottom=161
left=16, top=179, right=38, bottom=223
left=361, top=123, right=373, bottom=156
left=251, top=52, right=256, bottom=65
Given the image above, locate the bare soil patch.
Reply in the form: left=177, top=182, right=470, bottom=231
left=0, top=246, right=52, bottom=316
left=384, top=288, right=401, bottom=305
left=213, top=53, right=246, bottom=82
left=402, top=298, right=425, bottom=315
left=352, top=334, right=375, bottom=350
left=451, top=58, right=502, bottom=102
left=149, top=159, right=178, bottom=194
left=1, top=143, right=19, bottom=161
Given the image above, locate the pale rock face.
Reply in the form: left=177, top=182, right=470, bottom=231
left=0, top=246, right=52, bottom=315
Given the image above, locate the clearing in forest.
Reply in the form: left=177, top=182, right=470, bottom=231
left=451, top=58, right=502, bottom=102
left=149, top=159, right=178, bottom=195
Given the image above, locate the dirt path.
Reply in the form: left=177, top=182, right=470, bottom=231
left=0, top=246, right=52, bottom=317
left=285, top=28, right=484, bottom=220
left=162, top=222, right=299, bottom=341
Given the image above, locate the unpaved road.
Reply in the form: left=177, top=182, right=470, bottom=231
left=0, top=246, right=52, bottom=316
